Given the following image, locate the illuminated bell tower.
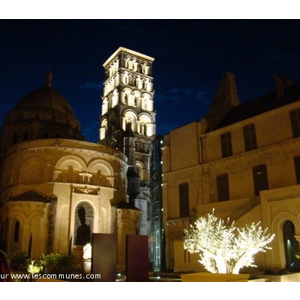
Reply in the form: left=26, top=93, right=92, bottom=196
left=99, top=47, right=156, bottom=234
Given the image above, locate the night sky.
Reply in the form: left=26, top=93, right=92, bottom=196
left=1, top=19, right=300, bottom=142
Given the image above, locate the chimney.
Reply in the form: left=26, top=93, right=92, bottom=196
left=275, top=75, right=292, bottom=99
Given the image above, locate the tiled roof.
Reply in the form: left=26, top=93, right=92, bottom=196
left=213, top=82, right=300, bottom=130
left=9, top=190, right=55, bottom=203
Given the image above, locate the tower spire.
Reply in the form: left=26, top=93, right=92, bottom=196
left=46, top=69, right=53, bottom=87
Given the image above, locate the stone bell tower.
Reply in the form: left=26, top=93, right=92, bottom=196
left=99, top=47, right=156, bottom=234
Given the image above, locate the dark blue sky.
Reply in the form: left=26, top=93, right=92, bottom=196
left=1, top=19, right=300, bottom=142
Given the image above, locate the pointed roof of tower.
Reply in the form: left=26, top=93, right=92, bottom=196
left=206, top=72, right=241, bottom=131
left=213, top=78, right=300, bottom=130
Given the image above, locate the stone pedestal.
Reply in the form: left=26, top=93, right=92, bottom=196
left=181, top=272, right=250, bottom=282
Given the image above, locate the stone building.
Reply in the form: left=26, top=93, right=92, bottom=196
left=99, top=47, right=156, bottom=236
left=0, top=69, right=140, bottom=272
left=162, top=73, right=300, bottom=273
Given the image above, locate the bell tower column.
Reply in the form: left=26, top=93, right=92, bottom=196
left=99, top=47, right=156, bottom=235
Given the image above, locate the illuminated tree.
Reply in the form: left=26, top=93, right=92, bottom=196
left=183, top=210, right=275, bottom=274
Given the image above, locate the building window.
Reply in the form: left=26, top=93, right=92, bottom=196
left=217, top=173, right=230, bottom=201
left=252, top=164, right=269, bottom=196
left=220, top=132, right=232, bottom=158
left=290, top=108, right=300, bottom=138
left=243, top=123, right=257, bottom=151
left=294, top=156, right=300, bottom=184
left=283, top=221, right=300, bottom=272
left=13, top=220, right=20, bottom=242
left=179, top=182, right=189, bottom=218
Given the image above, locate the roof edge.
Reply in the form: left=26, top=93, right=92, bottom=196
left=103, top=47, right=154, bottom=67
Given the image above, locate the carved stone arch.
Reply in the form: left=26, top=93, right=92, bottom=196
left=56, top=155, right=86, bottom=171
left=74, top=201, right=94, bottom=246
left=122, top=87, right=133, bottom=104
left=101, top=117, right=108, bottom=127
left=142, top=92, right=154, bottom=111
left=101, top=118, right=108, bottom=132
left=8, top=162, right=22, bottom=186
left=100, top=118, right=108, bottom=140
left=7, top=206, right=27, bottom=222
left=132, top=90, right=142, bottom=107
left=283, top=220, right=300, bottom=272
left=19, top=156, right=46, bottom=184
left=55, top=155, right=87, bottom=183
left=88, top=159, right=114, bottom=175
left=88, top=159, right=114, bottom=187
left=271, top=211, right=299, bottom=269
left=138, top=113, right=153, bottom=136
left=123, top=110, right=138, bottom=132
left=28, top=209, right=48, bottom=220
left=139, top=113, right=153, bottom=123
left=136, top=160, right=146, bottom=180
left=142, top=92, right=151, bottom=100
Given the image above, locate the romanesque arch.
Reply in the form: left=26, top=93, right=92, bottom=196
left=139, top=113, right=153, bottom=136
left=123, top=110, right=138, bottom=132
left=88, top=159, right=114, bottom=187
left=271, top=211, right=300, bottom=270
left=74, top=201, right=94, bottom=246
left=283, top=220, right=300, bottom=272
left=55, top=155, right=87, bottom=183
left=19, top=156, right=46, bottom=184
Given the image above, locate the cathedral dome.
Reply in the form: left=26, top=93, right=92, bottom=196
left=14, top=86, right=75, bottom=118
left=0, top=71, right=83, bottom=154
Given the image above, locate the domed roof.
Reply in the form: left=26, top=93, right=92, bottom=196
left=0, top=70, right=84, bottom=154
left=12, top=70, right=77, bottom=120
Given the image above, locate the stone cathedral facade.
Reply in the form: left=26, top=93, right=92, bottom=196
left=0, top=47, right=155, bottom=272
